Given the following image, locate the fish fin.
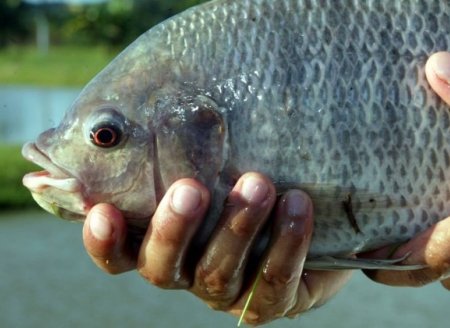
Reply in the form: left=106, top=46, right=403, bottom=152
left=274, top=183, right=389, bottom=212
left=154, top=95, right=225, bottom=191
left=304, top=254, right=427, bottom=271
left=273, top=182, right=408, bottom=233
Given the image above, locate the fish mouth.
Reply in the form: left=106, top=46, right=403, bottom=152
left=22, top=142, right=89, bottom=221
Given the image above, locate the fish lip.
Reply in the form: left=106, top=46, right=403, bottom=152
left=22, top=142, right=70, bottom=178
left=21, top=142, right=82, bottom=193
left=22, top=142, right=90, bottom=220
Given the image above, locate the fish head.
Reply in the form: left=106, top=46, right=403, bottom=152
left=22, top=92, right=157, bottom=226
left=22, top=31, right=226, bottom=227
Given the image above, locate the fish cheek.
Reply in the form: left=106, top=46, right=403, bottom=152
left=83, top=128, right=157, bottom=220
left=155, top=102, right=225, bottom=192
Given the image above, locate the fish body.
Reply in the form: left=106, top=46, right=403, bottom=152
left=22, top=0, right=450, bottom=261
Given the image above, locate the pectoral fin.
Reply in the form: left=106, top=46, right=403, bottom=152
left=304, top=254, right=427, bottom=271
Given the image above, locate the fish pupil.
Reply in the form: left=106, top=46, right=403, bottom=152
left=90, top=125, right=121, bottom=148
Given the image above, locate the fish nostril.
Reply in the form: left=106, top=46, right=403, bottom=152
left=36, top=128, right=57, bottom=150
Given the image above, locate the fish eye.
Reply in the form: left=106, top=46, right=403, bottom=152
left=85, top=107, right=127, bottom=148
left=90, top=123, right=122, bottom=148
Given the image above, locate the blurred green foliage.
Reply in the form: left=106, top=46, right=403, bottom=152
left=0, top=0, right=33, bottom=47
left=0, top=144, right=40, bottom=209
left=0, top=0, right=209, bottom=48
left=0, top=45, right=116, bottom=86
left=61, top=0, right=208, bottom=46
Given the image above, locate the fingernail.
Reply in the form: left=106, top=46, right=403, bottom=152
left=281, top=190, right=311, bottom=236
left=433, top=52, right=450, bottom=84
left=90, top=212, right=113, bottom=241
left=286, top=190, right=307, bottom=217
left=241, top=176, right=269, bottom=205
left=171, top=185, right=202, bottom=215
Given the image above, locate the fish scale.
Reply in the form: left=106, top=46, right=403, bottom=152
left=22, top=0, right=450, bottom=268
left=177, top=0, right=450, bottom=256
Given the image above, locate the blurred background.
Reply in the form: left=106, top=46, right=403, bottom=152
left=0, top=1, right=448, bottom=327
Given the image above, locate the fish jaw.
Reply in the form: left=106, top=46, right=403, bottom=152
left=22, top=142, right=90, bottom=221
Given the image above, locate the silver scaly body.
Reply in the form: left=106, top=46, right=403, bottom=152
left=22, top=0, right=450, bottom=268
left=146, top=0, right=450, bottom=256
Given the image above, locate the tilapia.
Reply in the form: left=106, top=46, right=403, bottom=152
left=22, top=0, right=450, bottom=270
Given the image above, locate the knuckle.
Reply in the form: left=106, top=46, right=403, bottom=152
left=260, top=293, right=281, bottom=307
left=153, top=221, right=183, bottom=248
left=195, top=265, right=235, bottom=300
left=287, top=284, right=315, bottom=316
left=262, top=267, right=297, bottom=290
left=138, top=266, right=173, bottom=289
left=229, top=209, right=261, bottom=238
left=251, top=270, right=300, bottom=320
left=230, top=217, right=256, bottom=238
left=241, top=308, right=278, bottom=326
left=288, top=300, right=315, bottom=316
left=255, top=293, right=291, bottom=321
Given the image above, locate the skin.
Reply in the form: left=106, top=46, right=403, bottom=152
left=83, top=52, right=450, bottom=325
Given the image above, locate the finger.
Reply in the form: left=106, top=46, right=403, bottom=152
left=191, top=172, right=276, bottom=309
left=229, top=190, right=314, bottom=325
left=137, top=179, right=210, bottom=289
left=441, top=277, right=450, bottom=291
left=286, top=269, right=353, bottom=317
left=83, top=204, right=136, bottom=274
left=425, top=52, right=450, bottom=106
left=362, top=216, right=450, bottom=286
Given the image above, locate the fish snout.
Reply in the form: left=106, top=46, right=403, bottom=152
left=36, top=127, right=57, bottom=151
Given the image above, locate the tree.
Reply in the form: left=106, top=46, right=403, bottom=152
left=0, top=0, right=33, bottom=47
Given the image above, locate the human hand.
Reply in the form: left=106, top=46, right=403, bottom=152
left=360, top=52, right=450, bottom=290
left=82, top=173, right=352, bottom=325
left=359, top=216, right=450, bottom=289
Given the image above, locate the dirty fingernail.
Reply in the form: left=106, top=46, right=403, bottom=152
left=433, top=52, right=450, bottom=84
left=171, top=185, right=202, bottom=215
left=90, top=212, right=113, bottom=241
left=241, top=176, right=269, bottom=205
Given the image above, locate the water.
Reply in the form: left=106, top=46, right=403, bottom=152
left=0, top=86, right=80, bottom=143
left=0, top=212, right=448, bottom=328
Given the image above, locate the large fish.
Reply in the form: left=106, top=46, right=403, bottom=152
left=22, top=0, right=450, bottom=270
